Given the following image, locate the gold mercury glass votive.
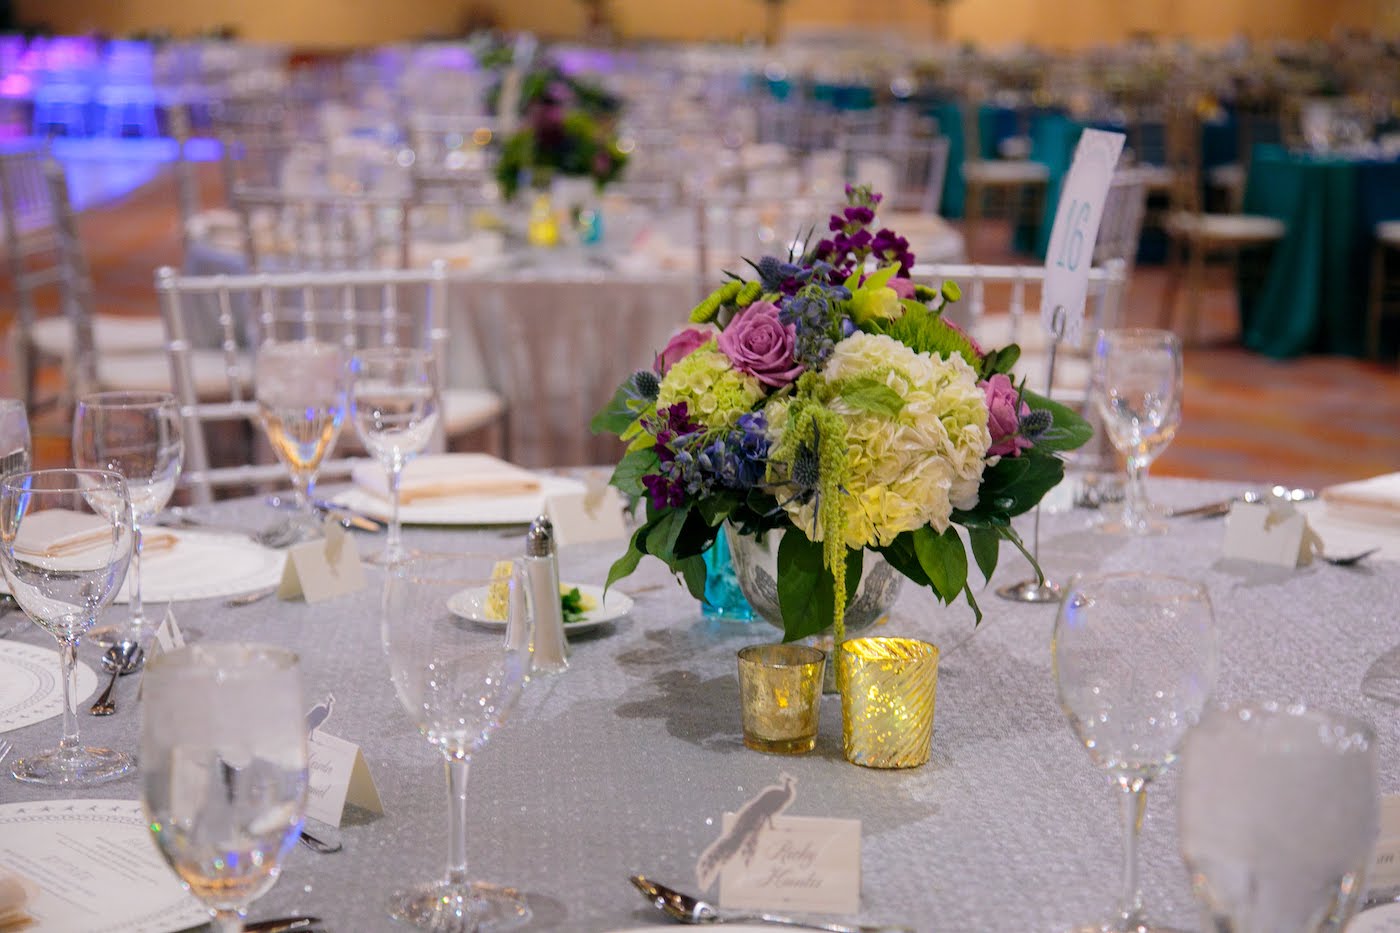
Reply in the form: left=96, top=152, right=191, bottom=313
left=837, top=637, right=939, bottom=769
left=737, top=644, right=826, bottom=755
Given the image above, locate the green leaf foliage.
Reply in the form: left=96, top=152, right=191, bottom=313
left=968, top=526, right=1000, bottom=583
left=775, top=533, right=863, bottom=642
left=837, top=378, right=906, bottom=418
left=912, top=526, right=968, bottom=602
left=609, top=448, right=659, bottom=502
left=1020, top=389, right=1093, bottom=452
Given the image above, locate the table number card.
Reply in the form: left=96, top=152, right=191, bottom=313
left=278, top=520, right=366, bottom=603
left=1040, top=128, right=1126, bottom=346
left=305, top=730, right=384, bottom=827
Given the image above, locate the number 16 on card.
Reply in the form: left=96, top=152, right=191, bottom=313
left=1040, top=129, right=1125, bottom=347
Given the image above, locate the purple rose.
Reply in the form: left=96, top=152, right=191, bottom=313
left=654, top=325, right=715, bottom=374
left=983, top=373, right=1032, bottom=458
left=716, top=301, right=804, bottom=388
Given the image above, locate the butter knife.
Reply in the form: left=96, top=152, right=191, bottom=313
left=313, top=501, right=382, bottom=533
left=241, top=917, right=321, bottom=933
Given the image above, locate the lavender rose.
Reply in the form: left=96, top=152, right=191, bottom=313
left=655, top=324, right=717, bottom=374
left=716, top=301, right=804, bottom=388
left=983, top=373, right=1032, bottom=458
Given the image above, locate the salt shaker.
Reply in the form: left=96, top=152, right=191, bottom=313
left=522, top=514, right=569, bottom=673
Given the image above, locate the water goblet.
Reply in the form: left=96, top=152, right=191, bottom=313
left=1179, top=702, right=1378, bottom=933
left=0, top=468, right=134, bottom=784
left=255, top=340, right=347, bottom=544
left=350, top=347, right=441, bottom=564
left=1091, top=328, right=1183, bottom=535
left=382, top=553, right=533, bottom=931
left=72, top=390, right=183, bottom=649
left=141, top=642, right=308, bottom=933
left=1052, top=572, right=1219, bottom=932
left=0, top=399, right=31, bottom=638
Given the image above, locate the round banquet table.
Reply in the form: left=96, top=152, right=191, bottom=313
left=2, top=476, right=1396, bottom=933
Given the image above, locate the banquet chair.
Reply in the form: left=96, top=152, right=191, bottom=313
left=959, top=102, right=1051, bottom=260
left=155, top=263, right=506, bottom=504
left=838, top=133, right=951, bottom=215
left=1093, top=168, right=1150, bottom=275
left=1157, top=100, right=1285, bottom=344
left=0, top=148, right=165, bottom=411
left=693, top=194, right=832, bottom=298
left=1367, top=221, right=1400, bottom=360
left=229, top=187, right=414, bottom=272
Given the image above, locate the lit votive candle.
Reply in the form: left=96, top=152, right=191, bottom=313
left=737, top=644, right=826, bottom=755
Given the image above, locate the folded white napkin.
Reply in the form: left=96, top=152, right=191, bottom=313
left=0, top=870, right=36, bottom=929
left=12, top=510, right=175, bottom=560
left=352, top=454, right=541, bottom=505
left=1321, top=473, right=1400, bottom=526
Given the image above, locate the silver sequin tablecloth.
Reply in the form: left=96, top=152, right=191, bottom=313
left=3, top=477, right=1398, bottom=933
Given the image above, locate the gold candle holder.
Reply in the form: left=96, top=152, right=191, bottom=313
left=737, top=644, right=826, bottom=755
left=837, top=637, right=938, bottom=769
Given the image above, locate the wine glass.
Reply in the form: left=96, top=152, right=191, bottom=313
left=1091, top=329, right=1183, bottom=536
left=141, top=642, right=308, bottom=933
left=349, top=347, right=441, bottom=564
left=1179, top=702, right=1378, bottom=933
left=0, top=468, right=134, bottom=784
left=1052, top=572, right=1218, bottom=932
left=0, top=399, right=31, bottom=638
left=255, top=339, right=347, bottom=544
left=72, top=390, right=183, bottom=648
left=382, top=553, right=533, bottom=930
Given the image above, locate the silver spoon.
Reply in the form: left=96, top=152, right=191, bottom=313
left=630, top=876, right=911, bottom=933
left=1169, top=486, right=1318, bottom=519
left=88, top=643, right=144, bottom=716
left=298, top=827, right=342, bottom=854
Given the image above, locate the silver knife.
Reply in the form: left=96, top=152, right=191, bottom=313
left=312, top=501, right=382, bottom=532
left=241, top=917, right=321, bottom=933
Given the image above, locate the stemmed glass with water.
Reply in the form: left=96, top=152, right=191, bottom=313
left=0, top=468, right=134, bottom=784
left=1092, top=329, right=1183, bottom=535
left=255, top=339, right=347, bottom=544
left=0, top=399, right=31, bottom=639
left=1052, top=572, right=1218, bottom=932
left=382, top=553, right=533, bottom=930
left=1179, top=701, right=1378, bottom=933
left=141, top=642, right=308, bottom=933
left=72, top=391, right=183, bottom=648
left=350, top=348, right=441, bottom=564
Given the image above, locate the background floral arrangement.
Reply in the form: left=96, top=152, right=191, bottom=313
left=493, top=59, right=628, bottom=199
left=593, top=186, right=1091, bottom=644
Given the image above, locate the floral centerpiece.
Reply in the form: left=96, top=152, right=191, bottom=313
left=592, top=186, right=1091, bottom=644
left=493, top=60, right=628, bottom=200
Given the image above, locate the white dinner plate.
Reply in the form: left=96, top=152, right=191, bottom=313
left=1347, top=901, right=1400, bottom=931
left=0, top=799, right=207, bottom=932
left=0, top=641, right=98, bottom=733
left=115, top=529, right=285, bottom=604
left=447, top=582, right=633, bottom=636
left=603, top=927, right=790, bottom=932
left=331, top=474, right=587, bottom=526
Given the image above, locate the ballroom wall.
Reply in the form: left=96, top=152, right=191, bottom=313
left=14, top=0, right=1396, bottom=48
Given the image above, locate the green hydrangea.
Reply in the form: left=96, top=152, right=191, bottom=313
left=656, top=343, right=764, bottom=430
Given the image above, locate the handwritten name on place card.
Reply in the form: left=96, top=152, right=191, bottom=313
left=718, top=814, right=861, bottom=916
left=305, top=730, right=383, bottom=827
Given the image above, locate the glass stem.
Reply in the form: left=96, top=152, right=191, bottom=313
left=292, top=470, right=314, bottom=528
left=211, top=907, right=246, bottom=933
left=386, top=462, right=404, bottom=560
left=58, top=636, right=80, bottom=756
left=445, top=756, right=472, bottom=888
left=129, top=519, right=144, bottom=627
left=1124, top=459, right=1149, bottom=527
left=1116, top=779, right=1148, bottom=929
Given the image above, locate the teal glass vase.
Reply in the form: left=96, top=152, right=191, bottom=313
left=702, top=530, right=754, bottom=621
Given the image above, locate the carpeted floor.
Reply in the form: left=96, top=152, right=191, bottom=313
left=5, top=157, right=1400, bottom=492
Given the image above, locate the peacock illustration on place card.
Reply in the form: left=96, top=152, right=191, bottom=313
left=696, top=774, right=861, bottom=915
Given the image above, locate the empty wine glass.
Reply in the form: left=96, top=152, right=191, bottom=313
left=255, top=340, right=347, bottom=544
left=382, top=553, right=533, bottom=931
left=0, top=399, right=31, bottom=638
left=1092, top=329, right=1183, bottom=536
left=0, top=468, right=134, bottom=784
left=1052, top=572, right=1218, bottom=932
left=72, top=390, right=183, bottom=648
left=1179, top=702, right=1378, bottom=933
left=141, top=643, right=308, bottom=933
left=350, top=348, right=441, bottom=564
